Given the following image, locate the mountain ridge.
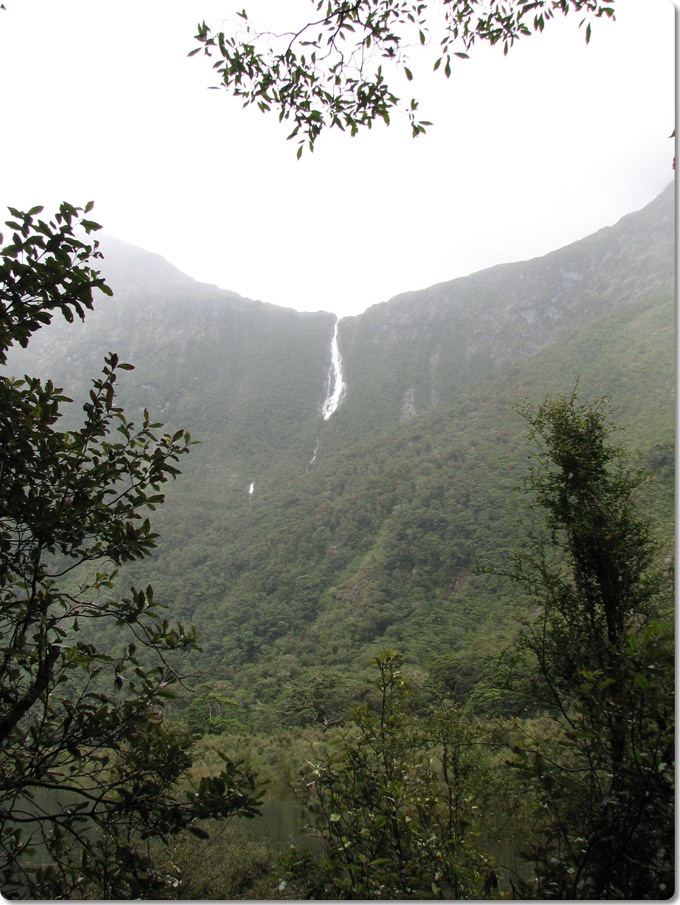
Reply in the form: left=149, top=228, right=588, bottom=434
left=361, top=180, right=674, bottom=319
left=96, top=181, right=673, bottom=324
left=3, top=181, right=674, bottom=499
left=1, top=183, right=673, bottom=729
left=332, top=181, right=674, bottom=441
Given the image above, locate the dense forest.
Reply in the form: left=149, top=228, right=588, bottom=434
left=0, top=175, right=674, bottom=899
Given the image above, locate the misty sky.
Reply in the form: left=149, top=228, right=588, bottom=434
left=0, top=0, right=675, bottom=317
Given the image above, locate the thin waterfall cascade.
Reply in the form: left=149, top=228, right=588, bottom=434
left=321, top=319, right=346, bottom=421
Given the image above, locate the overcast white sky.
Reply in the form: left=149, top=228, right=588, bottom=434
left=0, top=0, right=675, bottom=317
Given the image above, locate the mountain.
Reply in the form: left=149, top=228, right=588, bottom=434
left=332, top=181, right=674, bottom=442
left=3, top=183, right=674, bottom=729
left=10, top=235, right=337, bottom=496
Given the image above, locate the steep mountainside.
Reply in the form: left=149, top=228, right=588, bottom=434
left=7, top=237, right=336, bottom=495
left=2, top=184, right=674, bottom=729
left=7, top=185, right=674, bottom=497
left=332, top=182, right=674, bottom=442
left=144, top=288, right=673, bottom=727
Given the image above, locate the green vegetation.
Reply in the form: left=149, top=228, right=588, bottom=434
left=0, top=209, right=261, bottom=898
left=268, top=394, right=672, bottom=900
left=153, top=289, right=673, bottom=730
left=6, top=192, right=672, bottom=745
left=505, top=392, right=674, bottom=897
left=1, top=0, right=671, bottom=891
left=281, top=395, right=675, bottom=899
left=280, top=651, right=489, bottom=899
left=0, top=187, right=673, bottom=897
left=192, top=0, right=615, bottom=154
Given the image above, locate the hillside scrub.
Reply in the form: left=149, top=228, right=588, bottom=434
left=5, top=190, right=673, bottom=728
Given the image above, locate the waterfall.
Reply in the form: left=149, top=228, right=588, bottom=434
left=321, top=319, right=346, bottom=420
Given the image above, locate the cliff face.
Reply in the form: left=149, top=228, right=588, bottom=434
left=4, top=183, right=674, bottom=493
left=334, top=182, right=674, bottom=440
left=7, top=184, right=673, bottom=452
left=5, top=235, right=337, bottom=491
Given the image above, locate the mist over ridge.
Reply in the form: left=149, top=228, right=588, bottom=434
left=5, top=181, right=673, bottom=481
left=93, top=180, right=674, bottom=324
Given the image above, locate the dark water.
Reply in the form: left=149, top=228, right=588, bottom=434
left=242, top=787, right=316, bottom=851
left=242, top=790, right=530, bottom=890
left=6, top=785, right=89, bottom=855
left=2, top=786, right=91, bottom=897
left=8, top=786, right=529, bottom=897
left=11, top=785, right=309, bottom=860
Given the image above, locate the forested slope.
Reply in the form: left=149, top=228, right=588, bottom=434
left=2, top=186, right=673, bottom=733
left=132, top=288, right=674, bottom=730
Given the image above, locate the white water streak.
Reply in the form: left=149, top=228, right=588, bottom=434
left=321, top=319, right=346, bottom=420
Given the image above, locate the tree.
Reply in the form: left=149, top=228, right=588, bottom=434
left=0, top=205, right=261, bottom=899
left=507, top=391, right=674, bottom=898
left=191, top=0, right=615, bottom=154
left=279, top=650, right=490, bottom=899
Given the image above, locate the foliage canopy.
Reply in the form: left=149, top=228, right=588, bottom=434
left=192, top=0, right=615, bottom=153
left=278, top=394, right=674, bottom=900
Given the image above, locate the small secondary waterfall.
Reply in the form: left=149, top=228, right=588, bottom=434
left=321, top=319, right=346, bottom=421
